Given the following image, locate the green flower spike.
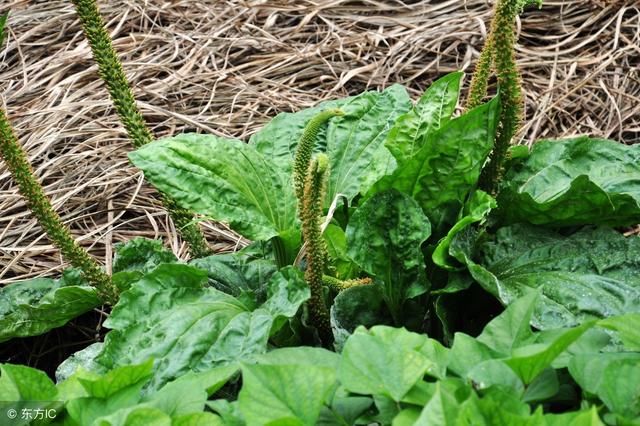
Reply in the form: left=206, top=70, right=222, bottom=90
left=300, top=154, right=333, bottom=346
left=293, top=108, right=344, bottom=210
left=469, top=0, right=542, bottom=194
left=71, top=0, right=211, bottom=258
left=0, top=107, right=118, bottom=304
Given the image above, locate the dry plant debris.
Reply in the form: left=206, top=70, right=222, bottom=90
left=1, top=0, right=638, bottom=283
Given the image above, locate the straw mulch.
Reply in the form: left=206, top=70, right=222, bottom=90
left=1, top=0, right=638, bottom=284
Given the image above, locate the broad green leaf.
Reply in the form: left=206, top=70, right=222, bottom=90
left=385, top=72, right=462, bottom=164
left=543, top=407, right=604, bottom=426
left=339, top=326, right=447, bottom=401
left=318, top=395, right=373, bottom=426
left=346, top=189, right=431, bottom=321
left=142, top=364, right=239, bottom=417
left=433, top=190, right=497, bottom=269
left=66, top=361, right=153, bottom=426
left=598, top=313, right=640, bottom=350
left=415, top=379, right=471, bottom=425
left=505, top=321, right=595, bottom=384
left=95, top=264, right=308, bottom=391
left=95, top=407, right=171, bottom=426
left=129, top=134, right=297, bottom=241
left=0, top=364, right=57, bottom=401
left=499, top=137, right=640, bottom=226
left=370, top=95, right=500, bottom=236
left=449, top=333, right=502, bottom=378
left=330, top=283, right=391, bottom=351
left=190, top=250, right=278, bottom=303
left=254, top=347, right=340, bottom=370
left=569, top=353, right=640, bottom=419
left=452, top=225, right=640, bottom=329
left=238, top=361, right=337, bottom=426
left=465, top=359, right=524, bottom=394
left=523, top=368, right=559, bottom=403
left=0, top=269, right=101, bottom=343
left=250, top=96, right=354, bottom=176
left=251, top=84, right=412, bottom=202
left=476, top=291, right=538, bottom=354
left=113, top=238, right=177, bottom=274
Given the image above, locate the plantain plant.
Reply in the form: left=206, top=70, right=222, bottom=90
left=2, top=3, right=640, bottom=424
left=70, top=0, right=211, bottom=258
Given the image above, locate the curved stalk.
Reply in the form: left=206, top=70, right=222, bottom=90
left=300, top=154, right=333, bottom=347
left=0, top=107, right=117, bottom=304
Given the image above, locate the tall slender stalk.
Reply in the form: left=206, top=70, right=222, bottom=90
left=0, top=107, right=117, bottom=304
left=71, top=0, right=211, bottom=258
left=468, top=0, right=538, bottom=194
left=300, top=154, right=333, bottom=347
left=293, top=108, right=343, bottom=211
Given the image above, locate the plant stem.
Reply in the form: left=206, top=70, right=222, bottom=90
left=71, top=0, right=211, bottom=258
left=300, top=154, right=333, bottom=347
left=469, top=0, right=528, bottom=194
left=0, top=107, right=118, bottom=304
left=271, top=236, right=288, bottom=269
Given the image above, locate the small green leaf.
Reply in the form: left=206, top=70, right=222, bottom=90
left=238, top=358, right=337, bottom=425
left=476, top=291, right=538, bottom=354
left=0, top=270, right=101, bottom=343
left=0, top=364, right=57, bottom=401
left=597, top=313, right=640, bottom=350
left=370, top=95, right=500, bottom=236
left=66, top=361, right=153, bottom=426
left=505, top=321, right=595, bottom=384
left=339, top=326, right=448, bottom=401
left=113, top=238, right=177, bottom=274
left=386, top=72, right=462, bottom=164
left=346, top=189, right=431, bottom=322
left=433, top=190, right=496, bottom=269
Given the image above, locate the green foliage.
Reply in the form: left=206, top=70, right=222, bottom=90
left=370, top=95, right=500, bottom=236
left=449, top=224, right=640, bottom=330
left=498, top=137, right=640, bottom=226
left=0, top=270, right=101, bottom=343
left=92, top=263, right=308, bottom=391
left=251, top=84, right=412, bottom=202
left=4, top=59, right=640, bottom=425
left=385, top=72, right=462, bottom=164
left=346, top=189, right=431, bottom=323
left=5, top=296, right=639, bottom=425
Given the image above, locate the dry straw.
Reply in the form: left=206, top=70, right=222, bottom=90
left=1, top=0, right=638, bottom=283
